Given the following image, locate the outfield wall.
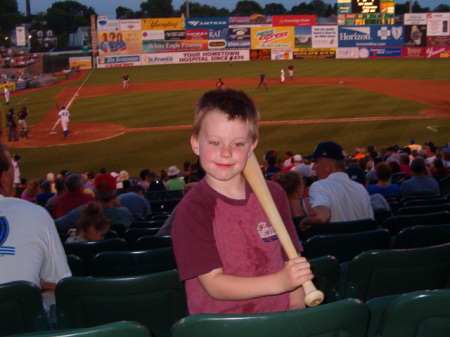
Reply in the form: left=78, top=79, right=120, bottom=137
left=95, top=14, right=450, bottom=68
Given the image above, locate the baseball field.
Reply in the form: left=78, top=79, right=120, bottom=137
left=3, top=58, right=450, bottom=180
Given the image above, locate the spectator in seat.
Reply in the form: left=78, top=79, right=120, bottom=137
left=65, top=202, right=110, bottom=243
left=366, top=162, right=401, bottom=198
left=55, top=173, right=133, bottom=233
left=0, top=143, right=71, bottom=309
left=299, top=141, right=373, bottom=231
left=53, top=173, right=94, bottom=219
left=118, top=184, right=151, bottom=220
left=400, top=157, right=440, bottom=197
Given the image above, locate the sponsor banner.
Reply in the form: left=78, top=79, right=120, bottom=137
left=229, top=15, right=272, bottom=27
left=426, top=47, right=450, bottom=58
left=209, top=29, right=228, bottom=40
left=208, top=40, right=227, bottom=49
left=293, top=48, right=336, bottom=59
left=97, top=55, right=141, bottom=68
left=186, top=29, right=208, bottom=40
left=271, top=49, right=293, bottom=60
left=336, top=47, right=359, bottom=58
left=16, top=26, right=26, bottom=46
left=272, top=15, right=316, bottom=27
left=427, top=13, right=450, bottom=36
left=404, top=13, right=427, bottom=25
left=226, top=40, right=251, bottom=49
left=164, top=30, right=186, bottom=41
left=141, top=18, right=184, bottom=30
left=358, top=47, right=402, bottom=58
left=142, top=40, right=208, bottom=53
left=404, top=25, right=427, bottom=47
left=141, top=50, right=249, bottom=65
left=91, top=15, right=98, bottom=57
left=403, top=47, right=427, bottom=58
left=97, top=17, right=120, bottom=31
left=427, top=36, right=450, bottom=47
left=69, top=56, right=92, bottom=69
left=185, top=17, right=228, bottom=29
left=338, top=25, right=404, bottom=47
left=295, top=26, right=312, bottom=48
left=0, top=83, right=16, bottom=93
left=352, top=0, right=380, bottom=14
left=98, top=31, right=142, bottom=55
left=119, top=19, right=142, bottom=31
left=312, top=26, right=338, bottom=48
left=142, top=30, right=164, bottom=41
left=338, top=3, right=352, bottom=14
left=380, top=2, right=395, bottom=14
left=250, top=49, right=271, bottom=60
left=251, top=27, right=294, bottom=49
left=228, top=28, right=250, bottom=40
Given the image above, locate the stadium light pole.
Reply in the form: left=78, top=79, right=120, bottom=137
left=186, top=0, right=190, bottom=18
left=409, top=0, right=412, bottom=12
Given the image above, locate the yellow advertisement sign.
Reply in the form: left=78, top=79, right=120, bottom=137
left=98, top=30, right=143, bottom=55
left=69, top=57, right=92, bottom=69
left=251, top=27, right=294, bottom=49
left=142, top=18, right=184, bottom=30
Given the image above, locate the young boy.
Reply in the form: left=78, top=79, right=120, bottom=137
left=172, top=88, right=313, bottom=315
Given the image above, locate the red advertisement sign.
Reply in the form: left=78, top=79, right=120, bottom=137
left=186, top=29, right=208, bottom=41
left=402, top=47, right=426, bottom=58
left=426, top=47, right=450, bottom=58
left=272, top=15, right=316, bottom=27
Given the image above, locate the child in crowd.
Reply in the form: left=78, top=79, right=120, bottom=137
left=66, top=202, right=110, bottom=243
left=172, top=88, right=313, bottom=315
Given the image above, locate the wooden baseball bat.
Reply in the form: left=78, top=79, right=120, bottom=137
left=243, top=153, right=324, bottom=307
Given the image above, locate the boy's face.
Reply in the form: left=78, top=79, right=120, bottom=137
left=191, top=110, right=257, bottom=190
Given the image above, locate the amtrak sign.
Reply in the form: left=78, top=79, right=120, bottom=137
left=338, top=25, right=404, bottom=47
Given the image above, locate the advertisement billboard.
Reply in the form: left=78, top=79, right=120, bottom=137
left=97, top=55, right=141, bottom=68
left=141, top=18, right=184, bottom=30
left=142, top=40, right=208, bottom=53
left=251, top=27, right=295, bottom=49
left=141, top=50, right=249, bottom=65
left=185, top=17, right=228, bottom=29
left=293, top=48, right=336, bottom=59
left=404, top=25, right=427, bottom=47
left=426, top=47, right=450, bottom=58
left=404, top=13, right=427, bottom=25
left=294, top=26, right=312, bottom=48
left=229, top=15, right=272, bottom=27
left=358, top=47, right=402, bottom=58
left=427, top=13, right=450, bottom=36
left=427, top=36, right=450, bottom=47
left=98, top=31, right=142, bottom=55
left=338, top=25, right=404, bottom=47
left=272, top=15, right=316, bottom=27
left=312, top=26, right=338, bottom=48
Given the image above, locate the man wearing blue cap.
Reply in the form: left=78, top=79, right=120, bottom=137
left=299, top=141, right=373, bottom=231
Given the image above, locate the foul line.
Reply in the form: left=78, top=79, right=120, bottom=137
left=66, top=70, right=94, bottom=109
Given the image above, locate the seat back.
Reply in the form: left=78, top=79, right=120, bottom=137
left=123, top=228, right=160, bottom=249
left=55, top=270, right=188, bottom=337
left=400, top=193, right=442, bottom=205
left=0, top=281, right=47, bottom=336
left=439, top=175, right=450, bottom=197
left=303, top=229, right=391, bottom=263
left=389, top=172, right=408, bottom=185
left=342, top=243, right=450, bottom=301
left=63, top=238, right=128, bottom=275
left=135, top=235, right=172, bottom=250
left=393, top=224, right=450, bottom=249
left=130, top=220, right=165, bottom=229
left=401, top=197, right=448, bottom=207
left=381, top=211, right=450, bottom=235
left=170, top=299, right=369, bottom=337
left=375, top=289, right=450, bottom=337
left=308, top=256, right=340, bottom=304
left=66, top=254, right=85, bottom=277
left=109, top=223, right=127, bottom=237
left=8, top=321, right=152, bottom=337
left=395, top=203, right=450, bottom=216
left=91, top=247, right=176, bottom=277
left=301, top=218, right=377, bottom=241
left=149, top=199, right=181, bottom=214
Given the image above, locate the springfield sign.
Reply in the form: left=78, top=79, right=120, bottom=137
left=251, top=27, right=294, bottom=49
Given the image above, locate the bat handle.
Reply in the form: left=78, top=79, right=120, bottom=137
left=302, top=280, right=324, bottom=307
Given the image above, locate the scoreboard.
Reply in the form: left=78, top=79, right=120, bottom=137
left=340, top=13, right=396, bottom=25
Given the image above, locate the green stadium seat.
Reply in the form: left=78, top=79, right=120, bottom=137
left=300, top=218, right=377, bottom=242
left=381, top=211, right=450, bottom=235
left=393, top=224, right=450, bottom=249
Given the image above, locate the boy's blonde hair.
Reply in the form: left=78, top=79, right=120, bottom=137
left=192, top=88, right=260, bottom=142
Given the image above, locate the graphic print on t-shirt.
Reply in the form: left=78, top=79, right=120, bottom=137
left=0, top=216, right=15, bottom=255
left=257, top=221, right=278, bottom=242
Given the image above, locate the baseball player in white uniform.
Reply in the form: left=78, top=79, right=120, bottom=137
left=4, top=87, right=10, bottom=105
left=58, top=106, right=70, bottom=139
left=280, top=68, right=285, bottom=84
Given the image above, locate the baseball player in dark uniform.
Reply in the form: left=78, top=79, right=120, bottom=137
left=257, top=71, right=268, bottom=89
left=7, top=108, right=19, bottom=141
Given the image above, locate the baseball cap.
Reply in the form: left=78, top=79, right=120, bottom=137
left=293, top=154, right=302, bottom=162
left=305, top=141, right=345, bottom=160
left=95, top=174, right=116, bottom=191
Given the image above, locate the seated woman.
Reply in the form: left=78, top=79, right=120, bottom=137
left=366, top=162, right=401, bottom=198
left=66, top=202, right=110, bottom=243
left=272, top=170, right=310, bottom=218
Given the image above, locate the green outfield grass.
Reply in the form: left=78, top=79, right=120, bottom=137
left=3, top=58, right=450, bottom=180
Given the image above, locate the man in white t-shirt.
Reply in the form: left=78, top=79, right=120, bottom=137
left=299, top=141, right=373, bottom=231
left=0, top=143, right=71, bottom=308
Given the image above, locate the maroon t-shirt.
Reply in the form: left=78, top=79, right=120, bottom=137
left=172, top=178, right=302, bottom=315
left=53, top=192, right=94, bottom=219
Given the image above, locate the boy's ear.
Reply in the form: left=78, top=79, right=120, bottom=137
left=190, top=135, right=200, bottom=156
left=248, top=139, right=258, bottom=157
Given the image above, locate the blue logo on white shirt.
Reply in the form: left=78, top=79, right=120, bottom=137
left=0, top=216, right=15, bottom=255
